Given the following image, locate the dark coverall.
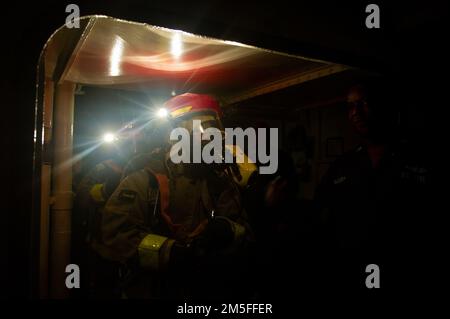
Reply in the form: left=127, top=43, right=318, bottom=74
left=95, top=152, right=252, bottom=298
left=73, top=159, right=124, bottom=298
left=313, top=144, right=431, bottom=290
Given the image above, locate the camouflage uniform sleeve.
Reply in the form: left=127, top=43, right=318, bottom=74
left=99, top=170, right=175, bottom=270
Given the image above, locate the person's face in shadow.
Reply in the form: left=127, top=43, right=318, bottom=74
left=347, top=86, right=371, bottom=138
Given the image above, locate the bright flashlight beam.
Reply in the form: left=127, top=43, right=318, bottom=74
left=103, top=133, right=117, bottom=143
left=171, top=32, right=183, bottom=59
left=54, top=141, right=103, bottom=175
left=156, top=108, right=169, bottom=118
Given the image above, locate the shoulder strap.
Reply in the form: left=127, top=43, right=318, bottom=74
left=144, top=165, right=182, bottom=235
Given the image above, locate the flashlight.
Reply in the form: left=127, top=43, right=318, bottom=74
left=103, top=133, right=117, bottom=143
left=156, top=108, right=169, bottom=118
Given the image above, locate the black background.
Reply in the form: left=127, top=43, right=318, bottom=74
left=2, top=0, right=447, bottom=301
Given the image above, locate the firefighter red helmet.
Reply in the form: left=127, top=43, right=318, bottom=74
left=164, top=93, right=223, bottom=119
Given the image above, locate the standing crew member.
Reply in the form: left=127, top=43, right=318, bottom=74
left=96, top=93, right=253, bottom=298
left=314, top=80, right=430, bottom=290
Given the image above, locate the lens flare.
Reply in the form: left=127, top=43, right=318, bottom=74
left=103, top=133, right=117, bottom=143
left=156, top=108, right=169, bottom=118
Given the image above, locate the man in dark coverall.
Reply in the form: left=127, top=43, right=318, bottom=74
left=96, top=93, right=252, bottom=299
left=313, top=80, right=431, bottom=290
left=73, top=126, right=140, bottom=298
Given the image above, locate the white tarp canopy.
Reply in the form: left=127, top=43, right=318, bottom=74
left=43, top=16, right=348, bottom=104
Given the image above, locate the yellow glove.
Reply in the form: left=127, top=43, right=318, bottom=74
left=89, top=183, right=106, bottom=203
